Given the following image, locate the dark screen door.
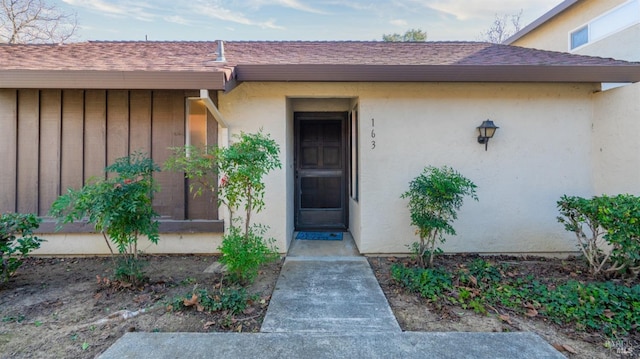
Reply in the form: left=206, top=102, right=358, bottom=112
left=295, top=112, right=348, bottom=230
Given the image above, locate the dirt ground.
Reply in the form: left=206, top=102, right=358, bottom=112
left=0, top=255, right=282, bottom=359
left=368, top=255, right=640, bottom=359
left=1, top=254, right=638, bottom=359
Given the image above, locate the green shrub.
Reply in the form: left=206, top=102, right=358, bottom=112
left=542, top=281, right=640, bottom=336
left=219, top=225, right=279, bottom=284
left=557, top=194, right=640, bottom=279
left=166, top=131, right=281, bottom=286
left=401, top=166, right=477, bottom=268
left=392, top=259, right=640, bottom=338
left=172, top=287, right=250, bottom=314
left=0, top=213, right=43, bottom=283
left=165, top=145, right=218, bottom=198
left=390, top=263, right=453, bottom=302
left=466, top=258, right=502, bottom=284
left=49, top=152, right=160, bottom=285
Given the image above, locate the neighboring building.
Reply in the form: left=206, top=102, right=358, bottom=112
left=1, top=40, right=639, bottom=256
left=506, top=0, right=640, bottom=61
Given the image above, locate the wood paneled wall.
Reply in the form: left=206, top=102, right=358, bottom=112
left=0, top=89, right=217, bottom=221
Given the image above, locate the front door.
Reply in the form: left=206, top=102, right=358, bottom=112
left=295, top=112, right=348, bottom=230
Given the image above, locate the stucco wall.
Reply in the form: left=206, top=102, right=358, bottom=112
left=32, top=233, right=223, bottom=256
left=511, top=0, right=630, bottom=55
left=218, top=82, right=598, bottom=255
left=217, top=84, right=291, bottom=253
left=592, top=82, right=640, bottom=195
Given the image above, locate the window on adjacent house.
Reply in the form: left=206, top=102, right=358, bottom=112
left=570, top=26, right=589, bottom=50
left=569, top=0, right=640, bottom=51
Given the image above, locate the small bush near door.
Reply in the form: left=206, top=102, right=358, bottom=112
left=217, top=131, right=282, bottom=285
left=401, top=165, right=477, bottom=268
left=166, top=130, right=282, bottom=285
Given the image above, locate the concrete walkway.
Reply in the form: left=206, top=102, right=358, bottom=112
left=261, top=256, right=401, bottom=333
left=99, top=234, right=566, bottom=359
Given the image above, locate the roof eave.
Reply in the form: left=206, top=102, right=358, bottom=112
left=0, top=70, right=227, bottom=90
left=234, top=64, right=640, bottom=83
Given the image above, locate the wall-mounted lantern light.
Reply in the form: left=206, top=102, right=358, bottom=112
left=477, top=119, right=499, bottom=151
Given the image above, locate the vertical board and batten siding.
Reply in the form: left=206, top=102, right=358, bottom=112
left=84, top=90, right=107, bottom=182
left=17, top=90, right=40, bottom=213
left=151, top=91, right=186, bottom=220
left=0, top=90, right=17, bottom=212
left=0, top=89, right=217, bottom=222
left=39, top=90, right=63, bottom=216
left=107, top=90, right=130, bottom=169
left=61, top=90, right=85, bottom=192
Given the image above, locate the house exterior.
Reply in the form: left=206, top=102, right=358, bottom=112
left=1, top=40, right=639, bottom=256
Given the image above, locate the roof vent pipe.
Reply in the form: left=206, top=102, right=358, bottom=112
left=216, top=40, right=226, bottom=62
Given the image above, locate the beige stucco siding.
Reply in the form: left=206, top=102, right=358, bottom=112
left=357, top=83, right=594, bottom=254
left=592, top=82, right=640, bottom=195
left=219, top=82, right=598, bottom=254
left=33, top=233, right=221, bottom=256
left=512, top=0, right=630, bottom=55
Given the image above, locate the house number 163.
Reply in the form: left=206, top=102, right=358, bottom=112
left=371, top=118, right=376, bottom=149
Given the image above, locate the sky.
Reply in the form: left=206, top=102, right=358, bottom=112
left=58, top=0, right=562, bottom=42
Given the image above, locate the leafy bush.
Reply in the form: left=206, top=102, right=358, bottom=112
left=557, top=194, right=640, bottom=279
left=390, top=263, right=453, bottom=302
left=219, top=225, right=279, bottom=284
left=217, top=131, right=282, bottom=229
left=172, top=287, right=250, bottom=315
left=49, top=153, right=160, bottom=284
left=544, top=281, right=640, bottom=336
left=467, top=258, right=503, bottom=284
left=0, top=213, right=43, bottom=283
left=401, top=166, right=477, bottom=267
left=165, top=145, right=218, bottom=198
left=166, top=131, right=282, bottom=285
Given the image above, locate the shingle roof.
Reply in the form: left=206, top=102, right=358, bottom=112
left=225, top=40, right=634, bottom=66
left=0, top=40, right=634, bottom=69
left=0, top=41, right=222, bottom=71
left=1, top=40, right=639, bottom=90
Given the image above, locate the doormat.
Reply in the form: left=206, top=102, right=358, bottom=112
left=295, top=232, right=343, bottom=240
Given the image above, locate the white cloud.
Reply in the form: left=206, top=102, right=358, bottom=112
left=390, top=19, right=408, bottom=26
left=246, top=0, right=326, bottom=14
left=62, top=0, right=157, bottom=21
left=325, top=1, right=375, bottom=11
left=415, top=0, right=559, bottom=21
left=62, top=0, right=129, bottom=15
left=164, top=15, right=191, bottom=26
left=195, top=3, right=284, bottom=29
